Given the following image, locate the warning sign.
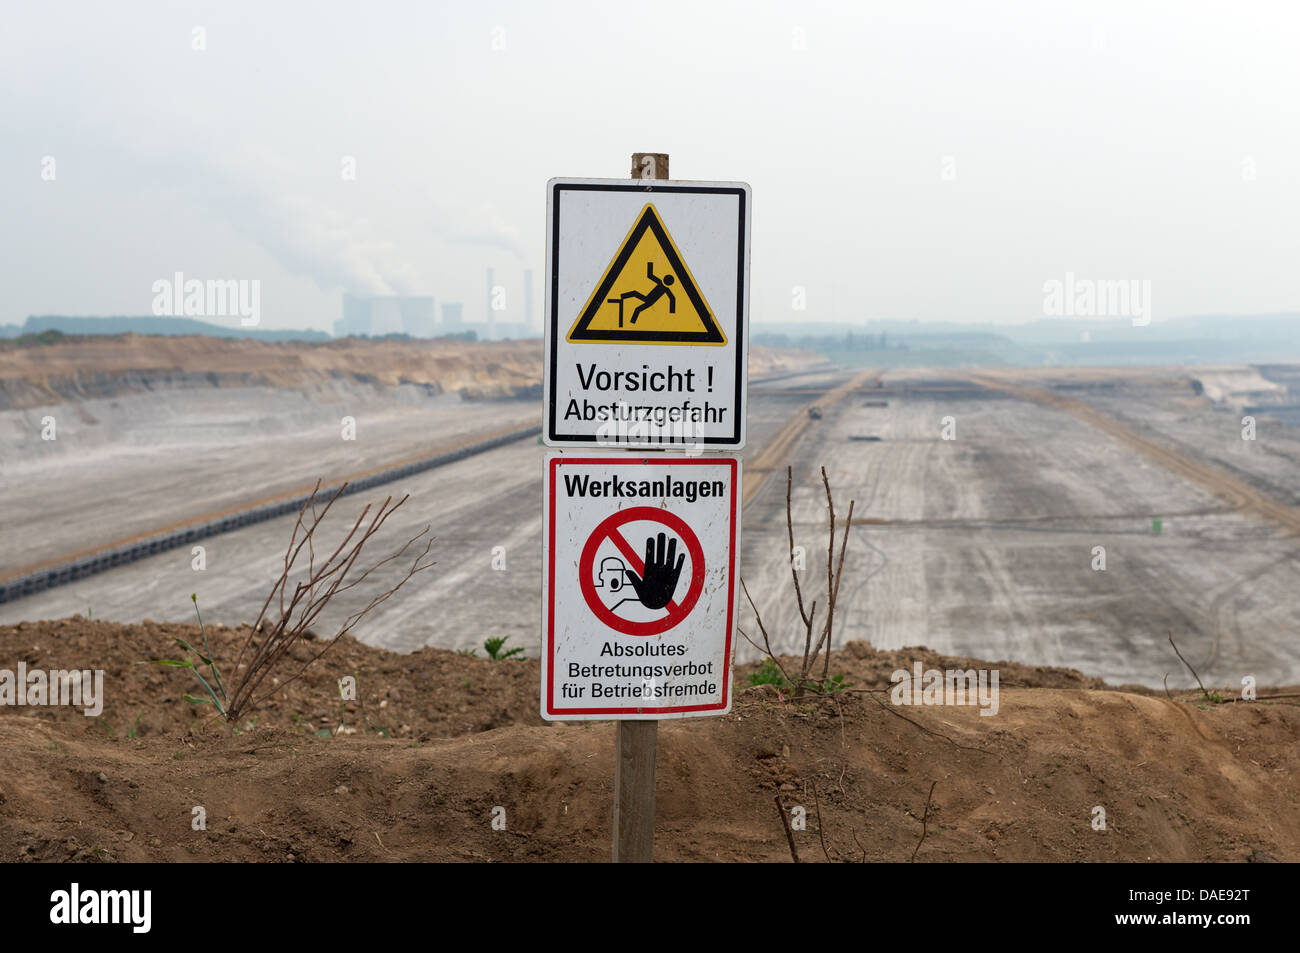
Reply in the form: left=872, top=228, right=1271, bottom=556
left=542, top=453, right=741, bottom=720
left=567, top=204, right=726, bottom=345
left=544, top=178, right=750, bottom=449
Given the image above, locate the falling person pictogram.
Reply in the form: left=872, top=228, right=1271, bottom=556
left=565, top=203, right=726, bottom=344
left=607, top=263, right=676, bottom=328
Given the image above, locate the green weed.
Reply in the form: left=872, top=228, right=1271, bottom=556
left=483, top=636, right=524, bottom=661
left=747, top=657, right=791, bottom=689
left=144, top=593, right=228, bottom=719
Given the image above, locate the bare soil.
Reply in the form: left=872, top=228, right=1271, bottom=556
left=0, top=617, right=1295, bottom=862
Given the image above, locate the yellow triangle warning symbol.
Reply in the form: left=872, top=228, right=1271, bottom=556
left=567, top=204, right=726, bottom=345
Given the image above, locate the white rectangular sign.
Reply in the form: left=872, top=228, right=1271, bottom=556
left=543, top=178, right=751, bottom=449
left=541, top=453, right=740, bottom=720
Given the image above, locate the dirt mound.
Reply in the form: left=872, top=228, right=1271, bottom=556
left=0, top=618, right=1295, bottom=862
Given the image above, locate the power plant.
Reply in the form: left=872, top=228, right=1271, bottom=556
left=334, top=268, right=538, bottom=340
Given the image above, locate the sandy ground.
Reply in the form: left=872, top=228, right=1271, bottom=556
left=3, top=345, right=1299, bottom=864
left=739, top=368, right=1300, bottom=688
left=0, top=336, right=821, bottom=576
left=0, top=385, right=537, bottom=575
left=0, top=617, right=1294, bottom=863
left=0, top=373, right=819, bottom=656
left=3, top=342, right=1300, bottom=690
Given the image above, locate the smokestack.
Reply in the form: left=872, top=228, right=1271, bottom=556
left=486, top=267, right=495, bottom=341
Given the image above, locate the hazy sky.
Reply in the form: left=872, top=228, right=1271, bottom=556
left=3, top=1, right=1297, bottom=332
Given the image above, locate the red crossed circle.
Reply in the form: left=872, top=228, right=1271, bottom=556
left=578, top=506, right=705, bottom=636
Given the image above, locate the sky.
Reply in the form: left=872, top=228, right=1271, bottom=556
left=2, top=0, right=1298, bottom=333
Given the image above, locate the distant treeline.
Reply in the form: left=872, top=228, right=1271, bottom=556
left=756, top=330, right=908, bottom=351
left=0, top=317, right=491, bottom=344
left=755, top=329, right=1013, bottom=353
left=341, top=330, right=480, bottom=342
left=6, top=316, right=331, bottom=342
left=755, top=320, right=1300, bottom=368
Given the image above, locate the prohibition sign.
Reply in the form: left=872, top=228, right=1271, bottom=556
left=579, top=506, right=706, bottom=636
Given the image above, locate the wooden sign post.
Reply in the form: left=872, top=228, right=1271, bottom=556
left=540, top=152, right=749, bottom=864
left=613, top=717, right=658, bottom=862
left=611, top=152, right=667, bottom=864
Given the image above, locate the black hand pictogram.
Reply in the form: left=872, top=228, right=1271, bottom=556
left=626, top=532, right=685, bottom=610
